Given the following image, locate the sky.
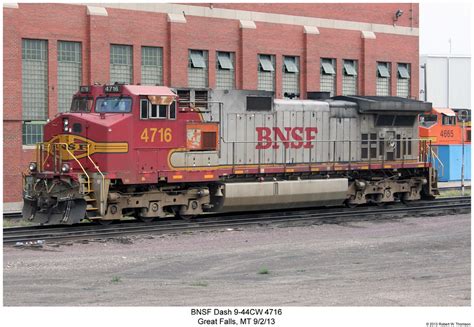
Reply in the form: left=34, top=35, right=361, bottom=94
left=420, top=2, right=472, bottom=55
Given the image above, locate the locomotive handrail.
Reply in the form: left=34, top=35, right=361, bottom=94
left=218, top=138, right=431, bottom=172
left=86, top=144, right=106, bottom=212
left=429, top=146, right=444, bottom=177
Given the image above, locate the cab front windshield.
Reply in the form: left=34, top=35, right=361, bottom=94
left=419, top=114, right=438, bottom=127
left=70, top=96, right=93, bottom=112
left=95, top=97, right=132, bottom=113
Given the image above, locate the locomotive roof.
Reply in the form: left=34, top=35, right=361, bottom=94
left=123, top=85, right=177, bottom=97
left=332, top=96, right=432, bottom=113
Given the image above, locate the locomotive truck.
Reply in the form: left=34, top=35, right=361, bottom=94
left=22, top=84, right=438, bottom=225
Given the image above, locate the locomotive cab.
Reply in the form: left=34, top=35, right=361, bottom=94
left=22, top=84, right=195, bottom=224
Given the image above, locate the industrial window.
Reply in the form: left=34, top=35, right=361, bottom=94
left=396, top=63, right=410, bottom=98
left=376, top=62, right=391, bottom=96
left=216, top=51, right=235, bottom=89
left=110, top=44, right=133, bottom=84
left=22, top=39, right=48, bottom=145
left=22, top=121, right=45, bottom=145
left=141, top=46, right=163, bottom=86
left=320, top=58, right=336, bottom=97
left=342, top=60, right=358, bottom=96
left=140, top=99, right=149, bottom=119
left=258, top=54, right=275, bottom=92
left=57, top=41, right=82, bottom=113
left=22, top=39, right=48, bottom=121
left=188, top=50, right=208, bottom=88
left=282, top=56, right=300, bottom=98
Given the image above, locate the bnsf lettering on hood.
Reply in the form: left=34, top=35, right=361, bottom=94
left=256, top=127, right=318, bottom=149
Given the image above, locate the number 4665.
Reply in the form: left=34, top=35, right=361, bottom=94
left=140, top=127, right=172, bottom=143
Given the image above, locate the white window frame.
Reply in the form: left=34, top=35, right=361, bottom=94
left=149, top=104, right=167, bottom=119
left=168, top=101, right=177, bottom=120
left=140, top=99, right=149, bottom=119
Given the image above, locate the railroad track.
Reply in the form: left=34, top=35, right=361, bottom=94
left=3, top=197, right=470, bottom=245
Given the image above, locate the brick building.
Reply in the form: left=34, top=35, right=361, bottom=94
left=3, top=3, right=420, bottom=206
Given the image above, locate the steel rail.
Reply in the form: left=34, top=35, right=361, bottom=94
left=3, top=196, right=469, bottom=221
left=3, top=197, right=470, bottom=244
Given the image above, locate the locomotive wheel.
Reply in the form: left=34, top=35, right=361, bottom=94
left=97, top=219, right=114, bottom=226
left=344, top=199, right=358, bottom=208
left=373, top=195, right=385, bottom=207
left=177, top=213, right=196, bottom=221
left=138, top=216, right=154, bottom=223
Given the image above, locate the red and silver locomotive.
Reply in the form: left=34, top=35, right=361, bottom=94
left=23, top=84, right=438, bottom=225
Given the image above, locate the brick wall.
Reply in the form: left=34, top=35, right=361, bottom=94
left=3, top=3, right=420, bottom=203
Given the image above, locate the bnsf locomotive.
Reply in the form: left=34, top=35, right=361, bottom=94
left=22, top=84, right=438, bottom=225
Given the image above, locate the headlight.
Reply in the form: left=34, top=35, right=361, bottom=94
left=28, top=162, right=37, bottom=172
left=61, top=163, right=70, bottom=173
left=63, top=118, right=69, bottom=132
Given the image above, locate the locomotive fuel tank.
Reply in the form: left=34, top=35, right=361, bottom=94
left=217, top=178, right=349, bottom=212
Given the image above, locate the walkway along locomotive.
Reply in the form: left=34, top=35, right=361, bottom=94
left=22, top=85, right=439, bottom=225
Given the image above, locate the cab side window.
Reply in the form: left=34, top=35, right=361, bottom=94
left=140, top=99, right=149, bottom=119
left=169, top=101, right=177, bottom=119
left=442, top=115, right=456, bottom=126
left=140, top=97, right=176, bottom=120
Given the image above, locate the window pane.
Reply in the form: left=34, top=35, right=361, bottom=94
left=150, top=104, right=158, bottom=118
left=95, top=97, right=132, bottom=113
left=110, top=45, right=132, bottom=84
left=141, top=100, right=149, bottom=119
left=159, top=105, right=167, bottom=118
left=258, top=55, right=275, bottom=91
left=141, top=46, right=163, bottom=86
left=342, top=60, right=357, bottom=96
left=58, top=41, right=82, bottom=113
left=217, top=52, right=233, bottom=70
left=376, top=63, right=391, bottom=96
left=190, top=50, right=206, bottom=68
left=169, top=102, right=176, bottom=119
left=283, top=56, right=299, bottom=73
left=343, top=60, right=357, bottom=76
left=377, top=62, right=390, bottom=77
left=216, top=52, right=235, bottom=89
left=22, top=39, right=48, bottom=120
left=321, top=59, right=335, bottom=75
left=282, top=56, right=300, bottom=98
left=259, top=55, right=274, bottom=72
left=396, top=63, right=410, bottom=98
left=398, top=63, right=410, bottom=79
left=188, top=50, right=208, bottom=88
left=22, top=121, right=45, bottom=145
